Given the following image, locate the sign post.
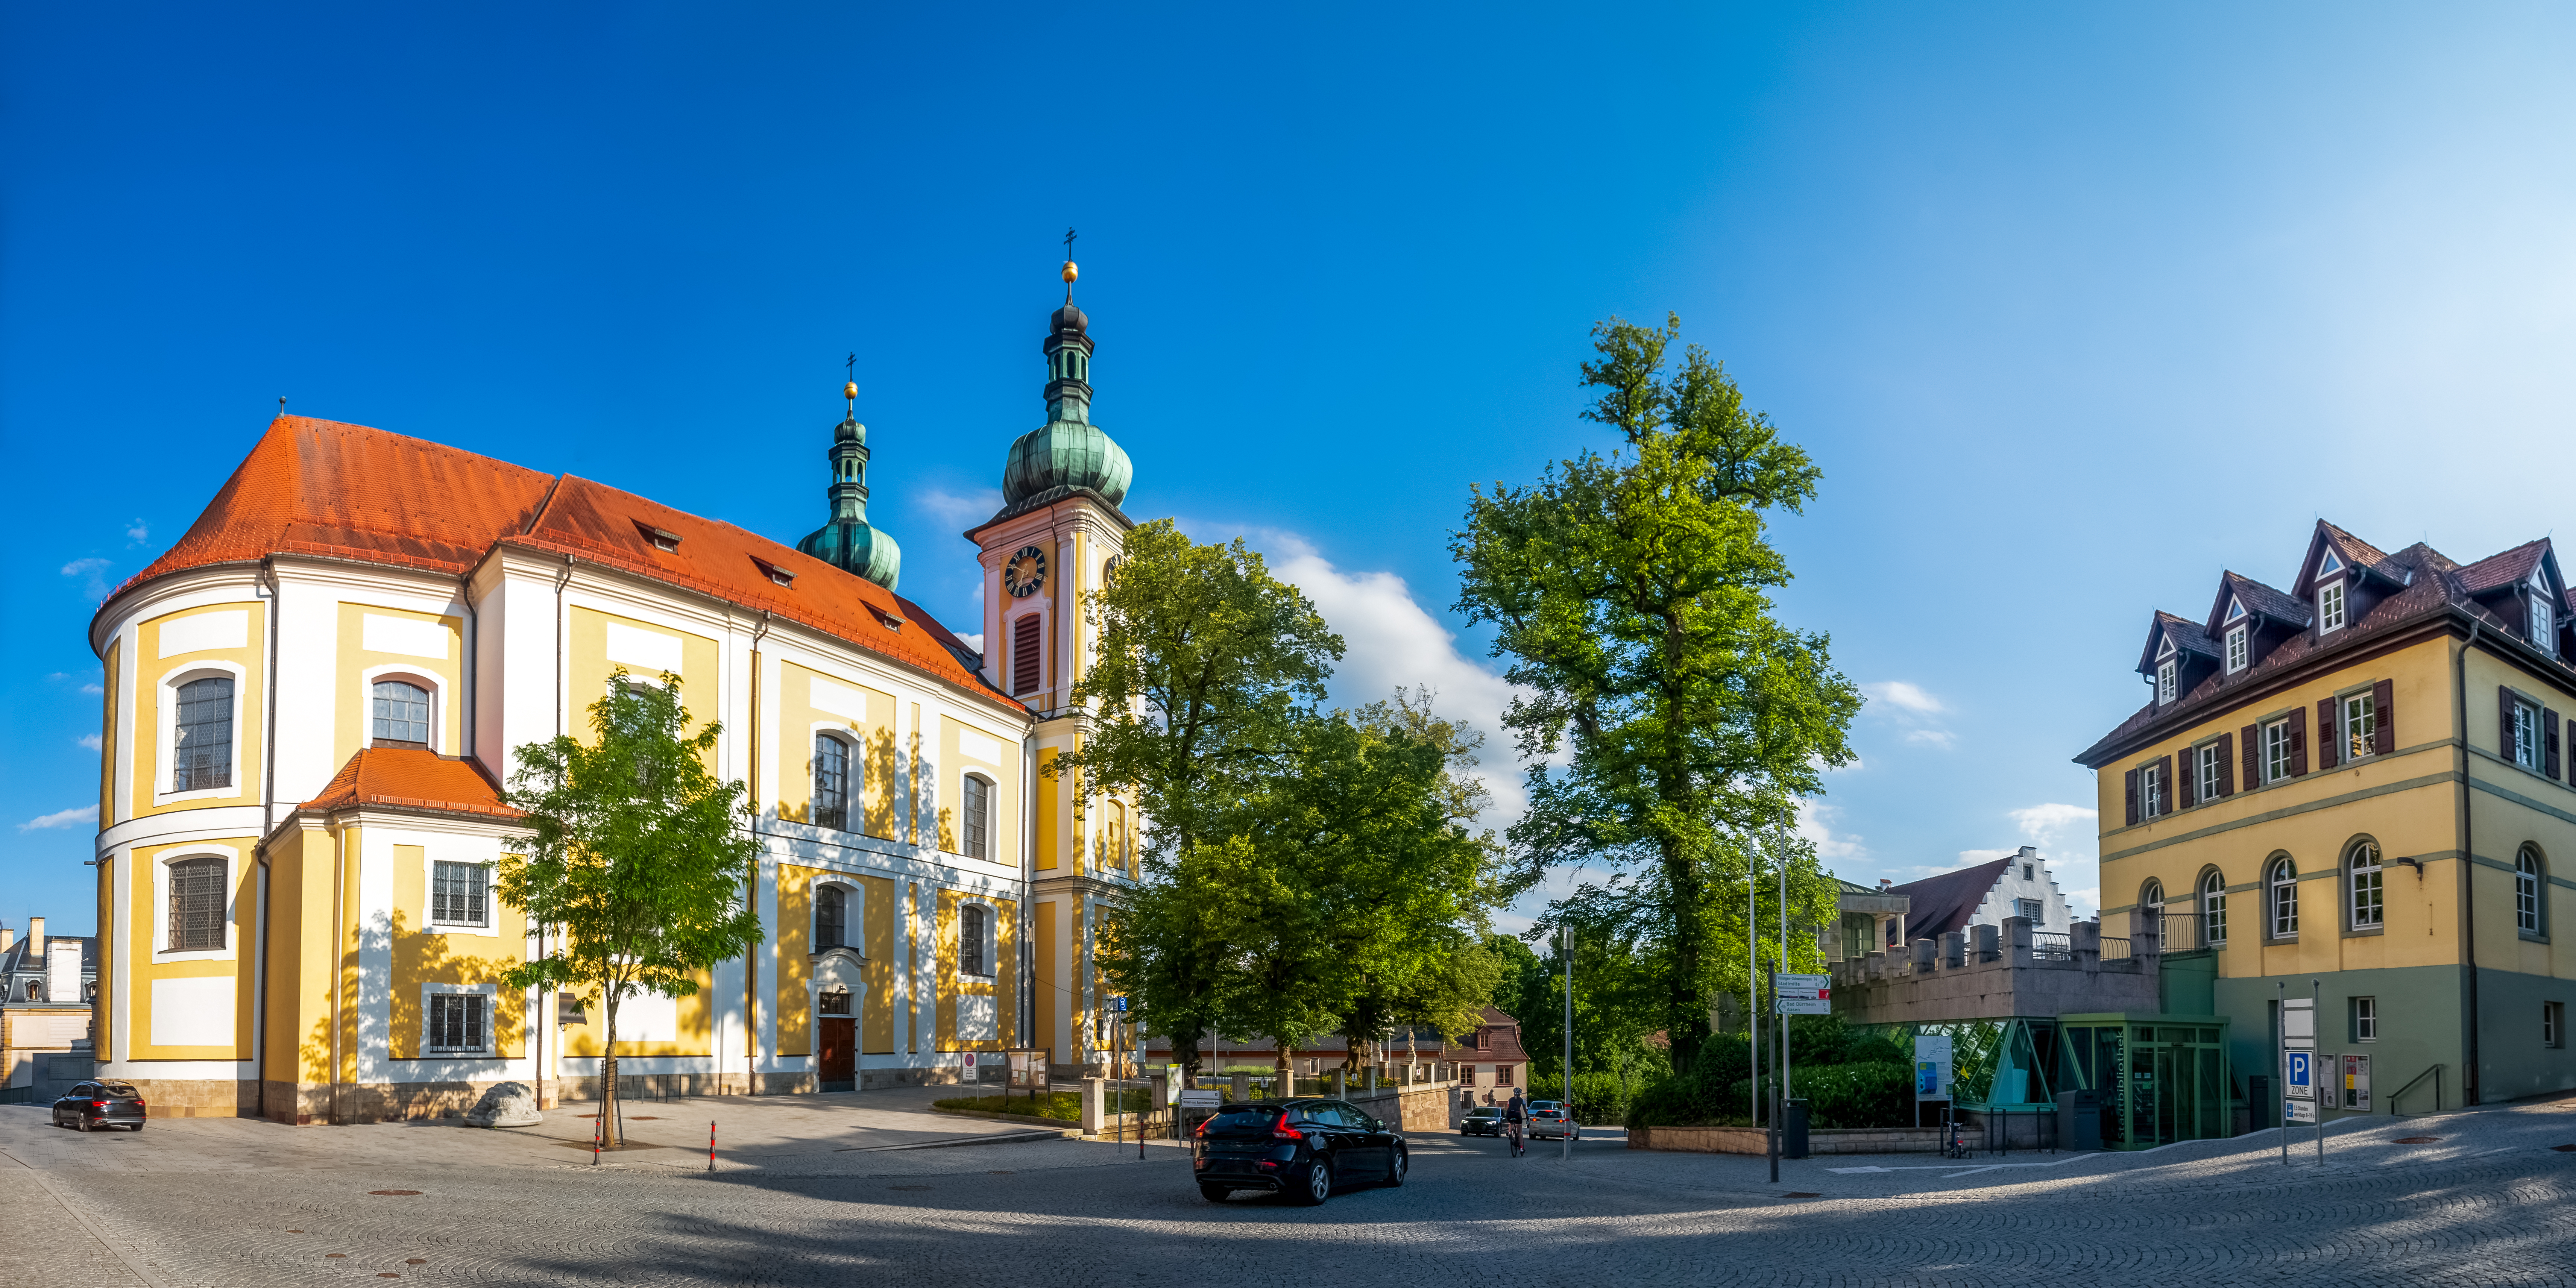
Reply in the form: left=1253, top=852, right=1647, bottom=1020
left=2284, top=993, right=2316, bottom=1153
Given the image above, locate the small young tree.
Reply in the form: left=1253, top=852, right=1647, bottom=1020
left=498, top=672, right=764, bottom=1146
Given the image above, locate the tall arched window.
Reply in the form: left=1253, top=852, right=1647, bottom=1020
left=2201, top=870, right=2227, bottom=946
left=2269, top=857, right=2299, bottom=938
left=168, top=856, right=226, bottom=952
left=961, top=775, right=991, bottom=860
left=815, top=884, right=848, bottom=951
left=2141, top=878, right=2165, bottom=913
left=813, top=734, right=850, bottom=832
left=2348, top=841, right=2384, bottom=928
left=2518, top=846, right=2545, bottom=935
left=960, top=904, right=989, bottom=976
left=173, top=676, right=235, bottom=791
left=371, top=680, right=430, bottom=746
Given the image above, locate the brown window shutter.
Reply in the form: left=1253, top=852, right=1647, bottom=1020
left=2550, top=709, right=2564, bottom=781
left=1012, top=614, right=1043, bottom=696
left=2217, top=732, right=2236, bottom=796
left=2160, top=755, right=2175, bottom=811
left=2371, top=678, right=2394, bottom=755
left=2176, top=748, right=2195, bottom=809
left=2124, top=769, right=2139, bottom=826
left=2501, top=685, right=2518, bottom=760
left=2241, top=724, right=2260, bottom=787
left=2289, top=707, right=2308, bottom=775
left=2316, top=698, right=2340, bottom=770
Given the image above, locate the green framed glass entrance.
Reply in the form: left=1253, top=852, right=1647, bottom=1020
left=2058, top=1013, right=2231, bottom=1149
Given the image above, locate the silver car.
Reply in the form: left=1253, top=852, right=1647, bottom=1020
left=1527, top=1099, right=1579, bottom=1141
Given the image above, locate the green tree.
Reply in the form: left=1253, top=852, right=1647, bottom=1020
left=497, top=672, right=764, bottom=1146
left=1453, top=314, right=1861, bottom=1074
left=1069, top=519, right=1343, bottom=1079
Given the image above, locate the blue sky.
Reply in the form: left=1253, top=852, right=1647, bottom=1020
left=10, top=3, right=2576, bottom=936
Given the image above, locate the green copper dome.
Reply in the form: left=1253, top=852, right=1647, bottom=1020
left=796, top=407, right=903, bottom=590
left=1001, top=302, right=1133, bottom=508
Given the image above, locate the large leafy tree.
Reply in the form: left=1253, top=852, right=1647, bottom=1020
left=1066, top=519, right=1343, bottom=1078
left=1453, top=314, right=1860, bottom=1073
left=497, top=672, right=764, bottom=1145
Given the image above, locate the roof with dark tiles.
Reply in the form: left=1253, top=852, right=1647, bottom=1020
left=2206, top=571, right=2311, bottom=635
left=1880, top=857, right=2014, bottom=943
left=2454, top=539, right=2549, bottom=595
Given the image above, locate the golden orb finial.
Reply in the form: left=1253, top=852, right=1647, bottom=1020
left=843, top=381, right=858, bottom=401
left=1061, top=260, right=1079, bottom=285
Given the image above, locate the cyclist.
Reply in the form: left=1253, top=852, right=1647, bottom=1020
left=1503, top=1089, right=1528, bottom=1157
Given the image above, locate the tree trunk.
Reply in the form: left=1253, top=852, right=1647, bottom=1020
left=1662, top=831, right=1708, bottom=1075
left=601, top=995, right=620, bottom=1148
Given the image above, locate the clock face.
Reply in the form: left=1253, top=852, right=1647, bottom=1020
left=1003, top=545, right=1049, bottom=598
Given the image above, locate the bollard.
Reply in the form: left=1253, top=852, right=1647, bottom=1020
left=707, top=1120, right=716, bottom=1173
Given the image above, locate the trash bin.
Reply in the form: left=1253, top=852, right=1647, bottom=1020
left=1782, top=1099, right=1810, bottom=1159
left=2247, top=1075, right=2274, bottom=1132
left=2055, top=1089, right=2102, bottom=1151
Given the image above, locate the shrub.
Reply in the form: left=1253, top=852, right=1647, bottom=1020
left=1790, top=1062, right=1911, bottom=1128
left=1626, top=1019, right=1915, bottom=1129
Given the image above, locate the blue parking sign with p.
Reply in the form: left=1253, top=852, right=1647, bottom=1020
left=2287, top=1051, right=2312, bottom=1093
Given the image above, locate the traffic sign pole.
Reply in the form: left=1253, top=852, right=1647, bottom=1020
left=2278, top=982, right=2288, bottom=1165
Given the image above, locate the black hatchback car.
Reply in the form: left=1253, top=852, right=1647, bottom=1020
left=52, top=1081, right=147, bottom=1132
left=1193, top=1098, right=1407, bottom=1205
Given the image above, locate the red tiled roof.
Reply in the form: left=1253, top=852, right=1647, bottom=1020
left=2453, top=539, right=2548, bottom=595
left=109, top=417, right=1014, bottom=708
left=301, top=748, right=520, bottom=819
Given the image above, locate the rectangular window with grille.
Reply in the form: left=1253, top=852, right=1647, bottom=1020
left=427, top=994, right=487, bottom=1053
left=962, top=774, right=990, bottom=860
left=173, top=676, right=235, bottom=791
left=167, top=857, right=227, bottom=952
left=1011, top=614, right=1043, bottom=696
left=2352, top=996, right=2377, bottom=1042
left=431, top=862, right=489, bottom=927
left=2016, top=898, right=2044, bottom=922
left=2343, top=691, right=2378, bottom=761
left=2196, top=743, right=2222, bottom=802
left=2264, top=719, right=2293, bottom=783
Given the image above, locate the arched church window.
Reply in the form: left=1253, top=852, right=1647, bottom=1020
left=372, top=680, right=430, bottom=747
left=168, top=856, right=226, bottom=952
left=960, top=904, right=988, bottom=977
left=173, top=676, right=234, bottom=791
left=814, top=734, right=850, bottom=832
left=815, top=884, right=848, bottom=951
left=962, top=775, right=991, bottom=861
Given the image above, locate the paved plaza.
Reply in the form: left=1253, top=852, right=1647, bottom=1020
left=4, top=1088, right=2573, bottom=1287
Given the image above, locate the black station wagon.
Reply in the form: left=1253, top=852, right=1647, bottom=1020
left=52, top=1081, right=146, bottom=1132
left=1193, top=1098, right=1407, bottom=1205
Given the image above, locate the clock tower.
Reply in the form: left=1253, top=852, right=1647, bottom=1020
left=964, top=255, right=1139, bottom=1077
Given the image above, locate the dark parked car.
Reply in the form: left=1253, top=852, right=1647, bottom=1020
left=52, top=1081, right=146, bottom=1132
left=1459, top=1105, right=1505, bottom=1136
left=1193, top=1099, right=1407, bottom=1205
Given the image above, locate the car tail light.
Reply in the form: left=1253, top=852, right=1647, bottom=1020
left=1192, top=1118, right=1208, bottom=1138
left=134, top=1099, right=146, bottom=1109
left=91, top=1100, right=108, bottom=1110
left=1271, top=1113, right=1303, bottom=1141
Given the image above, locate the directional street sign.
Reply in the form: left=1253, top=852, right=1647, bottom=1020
left=1775, top=972, right=1831, bottom=1015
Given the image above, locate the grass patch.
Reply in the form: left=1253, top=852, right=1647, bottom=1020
left=935, top=1090, right=1154, bottom=1121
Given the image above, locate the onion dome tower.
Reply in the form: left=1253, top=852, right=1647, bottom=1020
left=795, top=380, right=903, bottom=590
left=999, top=259, right=1133, bottom=511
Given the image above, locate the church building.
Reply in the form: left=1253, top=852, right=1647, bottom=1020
left=83, top=262, right=1139, bottom=1122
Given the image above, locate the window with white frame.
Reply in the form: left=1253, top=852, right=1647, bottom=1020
left=372, top=679, right=430, bottom=747
left=958, top=904, right=992, bottom=976
left=173, top=676, right=235, bottom=791
left=168, top=856, right=226, bottom=952
left=2512, top=698, right=2544, bottom=771
left=2342, top=691, right=2378, bottom=761
left=2269, top=857, right=2299, bottom=938
left=2156, top=658, right=2178, bottom=704
left=2353, top=995, right=2377, bottom=1042
left=2226, top=625, right=2248, bottom=673
left=2015, top=898, right=2043, bottom=922
left=2196, top=743, right=2223, bottom=802
left=426, top=993, right=488, bottom=1054
left=2535, top=590, right=2556, bottom=651
left=961, top=774, right=991, bottom=860
left=2319, top=580, right=2347, bottom=633
left=430, top=861, right=489, bottom=928
left=2140, top=762, right=2167, bottom=818
left=2517, top=847, right=2544, bottom=936
left=2141, top=878, right=2165, bottom=913
left=2265, top=719, right=2294, bottom=783
left=2201, top=870, right=2227, bottom=945
left=815, top=884, right=849, bottom=950
left=813, top=733, right=852, bottom=832
left=2348, top=840, right=2384, bottom=928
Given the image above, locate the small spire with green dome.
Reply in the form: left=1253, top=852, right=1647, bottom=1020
left=998, top=252, right=1133, bottom=514
left=796, top=375, right=903, bottom=590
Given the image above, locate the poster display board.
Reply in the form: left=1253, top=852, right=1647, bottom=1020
left=1005, top=1048, right=1049, bottom=1090
left=1913, top=1033, right=1953, bottom=1101
left=2341, top=1054, right=2371, bottom=1111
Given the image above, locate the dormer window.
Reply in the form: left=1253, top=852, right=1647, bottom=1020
left=752, top=557, right=795, bottom=588
left=2532, top=573, right=2555, bottom=651
left=2319, top=549, right=2344, bottom=576
left=2225, top=625, right=2248, bottom=673
left=635, top=521, right=682, bottom=553
left=2156, top=658, right=2178, bottom=704
left=870, top=608, right=903, bottom=633
left=2225, top=596, right=2247, bottom=623
left=2319, top=580, right=2346, bottom=633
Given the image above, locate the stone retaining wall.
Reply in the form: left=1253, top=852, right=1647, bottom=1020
left=1628, top=1124, right=1946, bottom=1154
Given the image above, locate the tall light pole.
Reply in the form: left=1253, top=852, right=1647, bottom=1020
left=1562, top=922, right=1574, bottom=1161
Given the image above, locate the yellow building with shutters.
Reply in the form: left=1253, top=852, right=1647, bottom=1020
left=85, top=270, right=1141, bottom=1122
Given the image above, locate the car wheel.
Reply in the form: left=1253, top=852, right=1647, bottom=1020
left=73, top=1114, right=90, bottom=1133
left=1290, top=1159, right=1331, bottom=1206
left=1384, top=1147, right=1408, bottom=1187
left=129, top=1123, right=144, bottom=1133
left=1198, top=1184, right=1230, bottom=1202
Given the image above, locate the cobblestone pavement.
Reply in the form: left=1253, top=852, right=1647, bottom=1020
left=3, top=1094, right=2572, bottom=1287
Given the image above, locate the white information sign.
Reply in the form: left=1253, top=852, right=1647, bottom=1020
left=2285, top=1099, right=2316, bottom=1124
left=1177, top=1088, right=1223, bottom=1108
left=1913, top=1033, right=1953, bottom=1101
left=2283, top=998, right=2314, bottom=1039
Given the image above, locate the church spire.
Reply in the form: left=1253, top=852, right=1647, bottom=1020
left=999, top=250, right=1132, bottom=512
left=795, top=369, right=902, bottom=589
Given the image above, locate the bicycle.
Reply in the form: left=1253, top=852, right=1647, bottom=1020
left=1504, top=1117, right=1525, bottom=1157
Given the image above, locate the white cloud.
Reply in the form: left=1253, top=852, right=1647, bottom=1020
left=18, top=805, right=96, bottom=832
left=77, top=733, right=101, bottom=751
left=1797, top=799, right=1867, bottom=864
left=1860, top=680, right=1956, bottom=751
left=955, top=632, right=985, bottom=654
left=919, top=487, right=1003, bottom=529
left=1231, top=527, right=1526, bottom=822
left=2011, top=803, right=2101, bottom=919
left=80, top=683, right=103, bottom=696
left=125, top=517, right=149, bottom=545
left=61, top=557, right=112, bottom=601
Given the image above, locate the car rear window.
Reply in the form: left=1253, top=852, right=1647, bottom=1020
left=99, top=1083, right=139, bottom=1097
left=1205, top=1108, right=1283, bottom=1133
left=1469, top=1106, right=1501, bottom=1117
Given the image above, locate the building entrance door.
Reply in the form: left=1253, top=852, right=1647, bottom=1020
left=819, top=1017, right=856, bottom=1092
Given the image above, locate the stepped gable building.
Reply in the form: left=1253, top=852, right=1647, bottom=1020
left=1873, top=846, right=2073, bottom=950
left=85, top=261, right=1141, bottom=1122
left=2076, top=520, right=2576, bottom=1114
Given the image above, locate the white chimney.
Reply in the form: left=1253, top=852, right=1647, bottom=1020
left=26, top=917, right=42, bottom=956
left=0, top=925, right=14, bottom=953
